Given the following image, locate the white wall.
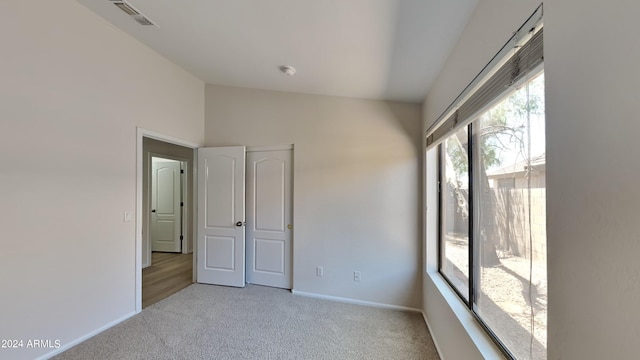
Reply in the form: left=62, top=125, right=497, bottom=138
left=206, top=85, right=423, bottom=309
left=545, top=2, right=640, bottom=359
left=0, top=1, right=204, bottom=359
left=424, top=0, right=640, bottom=359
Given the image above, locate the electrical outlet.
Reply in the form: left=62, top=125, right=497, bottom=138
left=316, top=266, right=324, bottom=277
left=354, top=271, right=361, bottom=282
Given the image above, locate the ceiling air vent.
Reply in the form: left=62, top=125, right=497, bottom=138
left=113, top=1, right=138, bottom=16
left=110, top=0, right=157, bottom=27
left=134, top=16, right=155, bottom=26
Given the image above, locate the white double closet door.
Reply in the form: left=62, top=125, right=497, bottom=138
left=197, top=146, right=292, bottom=289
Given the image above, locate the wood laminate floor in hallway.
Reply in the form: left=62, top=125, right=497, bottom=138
left=142, top=252, right=193, bottom=308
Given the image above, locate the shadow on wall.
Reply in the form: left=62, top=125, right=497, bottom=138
left=385, top=102, right=424, bottom=149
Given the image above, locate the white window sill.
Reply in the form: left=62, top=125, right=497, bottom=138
left=426, top=270, right=506, bottom=360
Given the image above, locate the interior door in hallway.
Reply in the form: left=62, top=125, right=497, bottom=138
left=197, top=146, right=246, bottom=287
left=246, top=148, right=292, bottom=289
left=151, top=158, right=182, bottom=253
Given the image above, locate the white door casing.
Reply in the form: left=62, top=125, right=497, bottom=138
left=246, top=149, right=293, bottom=289
left=151, top=159, right=182, bottom=253
left=197, top=146, right=246, bottom=287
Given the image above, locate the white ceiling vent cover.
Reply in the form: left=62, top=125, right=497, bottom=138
left=134, top=16, right=155, bottom=26
left=110, top=0, right=158, bottom=27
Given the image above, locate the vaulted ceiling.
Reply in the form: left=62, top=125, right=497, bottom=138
left=76, top=0, right=478, bottom=103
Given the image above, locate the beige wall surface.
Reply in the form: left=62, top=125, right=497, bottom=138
left=0, top=1, right=204, bottom=359
left=424, top=0, right=640, bottom=359
left=545, top=1, right=640, bottom=359
left=206, top=85, right=423, bottom=308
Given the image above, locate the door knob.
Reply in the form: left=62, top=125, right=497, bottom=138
left=151, top=209, right=156, bottom=213
left=236, top=221, right=244, bottom=227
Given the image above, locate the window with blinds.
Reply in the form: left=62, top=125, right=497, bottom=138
left=429, top=5, right=546, bottom=360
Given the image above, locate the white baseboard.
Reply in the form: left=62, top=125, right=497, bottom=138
left=37, top=311, right=137, bottom=360
left=291, top=289, right=421, bottom=312
left=422, top=310, right=445, bottom=360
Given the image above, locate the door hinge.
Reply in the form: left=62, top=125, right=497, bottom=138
left=437, top=180, right=441, bottom=193
left=180, top=202, right=184, bottom=207
left=180, top=235, right=184, bottom=240
left=180, top=169, right=184, bottom=174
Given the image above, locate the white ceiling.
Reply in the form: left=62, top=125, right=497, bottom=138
left=76, top=0, right=478, bottom=103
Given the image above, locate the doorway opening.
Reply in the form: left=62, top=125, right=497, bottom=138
left=137, top=131, right=198, bottom=310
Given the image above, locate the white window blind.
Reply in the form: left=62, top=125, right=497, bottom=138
left=426, top=5, right=543, bottom=149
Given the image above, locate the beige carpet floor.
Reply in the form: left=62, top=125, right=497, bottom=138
left=54, top=284, right=440, bottom=360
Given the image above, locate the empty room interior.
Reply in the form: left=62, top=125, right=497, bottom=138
left=2, top=1, right=639, bottom=359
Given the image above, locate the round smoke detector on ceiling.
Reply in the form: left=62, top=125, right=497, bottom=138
left=280, top=65, right=296, bottom=76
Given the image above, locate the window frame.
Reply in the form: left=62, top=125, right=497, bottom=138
left=436, top=69, right=546, bottom=359
left=437, top=127, right=474, bottom=306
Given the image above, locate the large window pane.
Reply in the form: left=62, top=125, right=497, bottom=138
left=440, top=127, right=470, bottom=300
left=473, top=72, right=546, bottom=359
